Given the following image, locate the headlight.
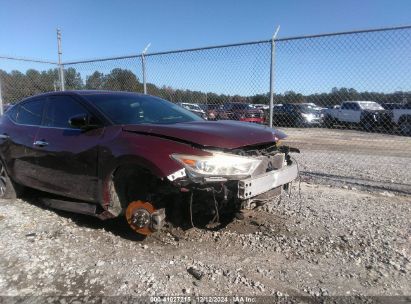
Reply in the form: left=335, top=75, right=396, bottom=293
left=171, top=152, right=262, bottom=178
left=301, top=113, right=314, bottom=121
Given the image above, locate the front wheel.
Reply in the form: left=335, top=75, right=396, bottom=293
left=361, top=119, right=374, bottom=132
left=0, top=161, right=22, bottom=199
left=323, top=116, right=335, bottom=128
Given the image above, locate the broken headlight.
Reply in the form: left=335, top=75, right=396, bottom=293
left=171, top=152, right=262, bottom=178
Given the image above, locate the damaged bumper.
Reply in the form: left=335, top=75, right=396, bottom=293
left=168, top=149, right=299, bottom=201
left=238, top=163, right=298, bottom=199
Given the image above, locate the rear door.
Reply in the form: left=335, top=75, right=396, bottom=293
left=33, top=95, right=104, bottom=202
left=0, top=98, right=46, bottom=188
left=339, top=102, right=357, bottom=122
left=351, top=103, right=362, bottom=122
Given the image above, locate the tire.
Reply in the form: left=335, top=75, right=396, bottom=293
left=323, top=116, right=335, bottom=128
left=361, top=119, right=374, bottom=132
left=294, top=118, right=306, bottom=128
left=0, top=160, right=21, bottom=199
left=399, top=117, right=411, bottom=136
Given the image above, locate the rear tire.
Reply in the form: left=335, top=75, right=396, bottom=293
left=0, top=161, right=23, bottom=199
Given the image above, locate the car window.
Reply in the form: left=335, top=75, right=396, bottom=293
left=222, top=104, right=233, bottom=110
left=44, top=96, right=89, bottom=128
left=15, top=99, right=45, bottom=125
left=352, top=103, right=361, bottom=110
left=5, top=105, right=18, bottom=121
left=341, top=103, right=351, bottom=110
left=359, top=102, right=384, bottom=111
left=283, top=104, right=293, bottom=112
left=273, top=106, right=283, bottom=112
left=85, top=94, right=202, bottom=125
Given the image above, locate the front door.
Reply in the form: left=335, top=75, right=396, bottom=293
left=33, top=95, right=104, bottom=202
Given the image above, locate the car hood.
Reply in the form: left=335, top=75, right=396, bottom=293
left=122, top=120, right=286, bottom=149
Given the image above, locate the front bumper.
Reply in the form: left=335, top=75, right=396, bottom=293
left=238, top=163, right=298, bottom=199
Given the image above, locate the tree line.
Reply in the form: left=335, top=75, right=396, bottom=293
left=0, top=67, right=409, bottom=107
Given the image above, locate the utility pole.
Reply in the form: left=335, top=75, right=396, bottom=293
left=57, top=28, right=65, bottom=91
left=141, top=43, right=151, bottom=94
left=269, top=25, right=280, bottom=128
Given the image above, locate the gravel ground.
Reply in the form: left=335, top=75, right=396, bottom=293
left=0, top=183, right=409, bottom=298
left=0, top=127, right=410, bottom=300
left=282, top=128, right=411, bottom=194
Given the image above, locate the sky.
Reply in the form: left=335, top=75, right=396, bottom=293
left=0, top=0, right=410, bottom=95
left=1, top=0, right=410, bottom=60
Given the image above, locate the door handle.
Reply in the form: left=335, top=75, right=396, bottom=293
left=33, top=140, right=49, bottom=147
left=0, top=134, right=10, bottom=140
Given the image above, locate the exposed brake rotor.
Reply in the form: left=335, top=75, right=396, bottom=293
left=125, top=201, right=156, bottom=235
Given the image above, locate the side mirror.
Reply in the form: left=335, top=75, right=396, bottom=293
left=69, top=113, right=100, bottom=130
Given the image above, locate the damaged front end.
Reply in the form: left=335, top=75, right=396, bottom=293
left=166, top=142, right=300, bottom=227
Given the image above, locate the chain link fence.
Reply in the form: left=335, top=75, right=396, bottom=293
left=1, top=26, right=410, bottom=192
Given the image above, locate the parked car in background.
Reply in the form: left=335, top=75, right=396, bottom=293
left=381, top=103, right=405, bottom=110
left=178, top=102, right=207, bottom=119
left=0, top=91, right=299, bottom=236
left=217, top=103, right=265, bottom=124
left=300, top=102, right=326, bottom=111
left=198, top=103, right=220, bottom=120
left=323, top=101, right=391, bottom=131
left=252, top=103, right=269, bottom=111
left=385, top=103, right=411, bottom=136
left=271, top=103, right=323, bottom=127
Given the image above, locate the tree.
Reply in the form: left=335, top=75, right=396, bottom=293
left=103, top=68, right=142, bottom=92
left=64, top=68, right=83, bottom=90
left=85, top=71, right=105, bottom=90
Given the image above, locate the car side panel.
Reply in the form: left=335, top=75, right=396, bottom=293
left=32, top=126, right=103, bottom=202
left=0, top=116, right=41, bottom=188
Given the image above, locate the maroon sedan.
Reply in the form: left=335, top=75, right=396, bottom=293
left=0, top=91, right=298, bottom=236
left=217, top=103, right=265, bottom=124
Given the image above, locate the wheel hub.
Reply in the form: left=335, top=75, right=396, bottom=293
left=125, top=201, right=156, bottom=235
left=131, top=209, right=151, bottom=228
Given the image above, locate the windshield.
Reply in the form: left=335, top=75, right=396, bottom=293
left=223, top=103, right=254, bottom=110
left=85, top=94, right=203, bottom=125
left=359, top=102, right=384, bottom=110
left=183, top=104, right=202, bottom=111
left=201, top=104, right=219, bottom=110
left=296, top=104, right=319, bottom=113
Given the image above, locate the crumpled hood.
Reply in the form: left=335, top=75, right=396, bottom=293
left=122, top=120, right=286, bottom=149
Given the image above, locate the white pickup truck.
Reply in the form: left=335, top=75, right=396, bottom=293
left=387, top=104, right=411, bottom=136
left=323, top=101, right=391, bottom=131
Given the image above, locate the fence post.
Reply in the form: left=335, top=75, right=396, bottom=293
left=57, top=29, right=65, bottom=91
left=141, top=43, right=151, bottom=94
left=269, top=26, right=280, bottom=128
left=0, top=76, right=3, bottom=115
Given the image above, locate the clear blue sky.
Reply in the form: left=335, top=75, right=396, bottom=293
left=0, top=0, right=410, bottom=96
left=0, top=0, right=410, bottom=61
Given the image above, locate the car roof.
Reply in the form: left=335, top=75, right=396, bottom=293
left=19, top=90, right=146, bottom=100
left=342, top=100, right=376, bottom=103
